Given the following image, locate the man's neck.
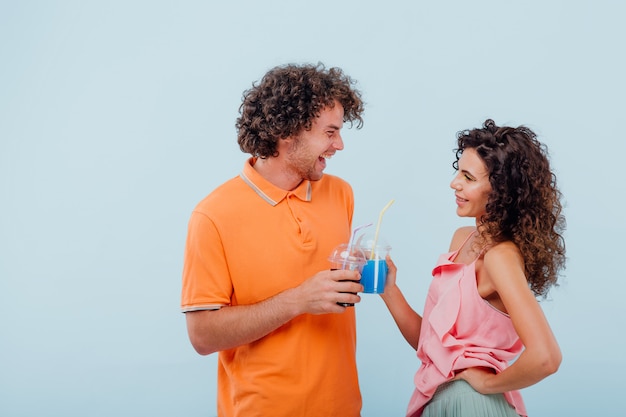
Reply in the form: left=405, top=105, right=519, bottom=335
left=252, top=157, right=303, bottom=191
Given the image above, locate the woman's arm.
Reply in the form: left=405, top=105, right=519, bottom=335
left=456, top=242, right=561, bottom=393
left=380, top=256, right=422, bottom=350
left=380, top=226, right=474, bottom=350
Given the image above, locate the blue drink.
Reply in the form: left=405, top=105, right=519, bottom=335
left=361, top=258, right=388, bottom=294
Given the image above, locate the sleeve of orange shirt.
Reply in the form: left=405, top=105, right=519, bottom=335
left=181, top=210, right=232, bottom=312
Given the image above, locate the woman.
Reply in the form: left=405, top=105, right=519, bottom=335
left=382, top=119, right=566, bottom=417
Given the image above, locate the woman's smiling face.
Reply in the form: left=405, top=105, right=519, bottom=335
left=450, top=147, right=492, bottom=220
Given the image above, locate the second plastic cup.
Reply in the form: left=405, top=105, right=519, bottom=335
left=328, top=244, right=367, bottom=306
left=360, top=242, right=391, bottom=294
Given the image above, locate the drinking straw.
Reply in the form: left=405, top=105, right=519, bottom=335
left=343, top=222, right=373, bottom=268
left=370, top=199, right=395, bottom=260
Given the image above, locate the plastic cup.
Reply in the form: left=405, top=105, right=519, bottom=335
left=328, top=244, right=367, bottom=306
left=359, top=240, right=391, bottom=294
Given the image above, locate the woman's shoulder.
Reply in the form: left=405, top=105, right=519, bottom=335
left=485, top=240, right=522, bottom=258
left=448, top=226, right=476, bottom=252
left=483, top=240, right=524, bottom=271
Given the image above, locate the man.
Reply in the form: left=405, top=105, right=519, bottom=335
left=181, top=63, right=366, bottom=417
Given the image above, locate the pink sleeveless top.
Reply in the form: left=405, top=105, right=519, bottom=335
left=406, top=234, right=527, bottom=417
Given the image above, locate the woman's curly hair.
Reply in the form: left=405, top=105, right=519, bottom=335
left=236, top=63, right=364, bottom=158
left=453, top=119, right=566, bottom=297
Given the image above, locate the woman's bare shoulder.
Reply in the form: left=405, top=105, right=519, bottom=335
left=448, top=226, right=476, bottom=252
left=483, top=241, right=525, bottom=280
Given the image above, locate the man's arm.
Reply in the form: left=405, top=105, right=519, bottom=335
left=186, top=268, right=363, bottom=355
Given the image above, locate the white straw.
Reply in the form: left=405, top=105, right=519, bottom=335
left=370, top=199, right=395, bottom=260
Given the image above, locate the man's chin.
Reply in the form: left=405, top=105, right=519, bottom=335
left=307, top=172, right=324, bottom=182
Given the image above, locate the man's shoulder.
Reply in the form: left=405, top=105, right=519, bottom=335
left=193, top=175, right=245, bottom=212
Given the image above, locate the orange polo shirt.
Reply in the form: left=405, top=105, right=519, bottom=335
left=181, top=158, right=361, bottom=417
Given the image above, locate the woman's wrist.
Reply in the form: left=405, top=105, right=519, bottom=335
left=380, top=284, right=401, bottom=303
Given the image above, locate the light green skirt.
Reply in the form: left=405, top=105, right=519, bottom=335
left=421, top=380, right=520, bottom=417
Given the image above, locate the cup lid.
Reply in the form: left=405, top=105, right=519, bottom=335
left=328, top=243, right=367, bottom=264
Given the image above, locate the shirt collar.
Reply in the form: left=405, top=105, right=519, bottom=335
left=240, top=157, right=312, bottom=206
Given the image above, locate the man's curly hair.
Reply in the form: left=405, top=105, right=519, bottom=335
left=236, top=63, right=364, bottom=158
left=453, top=119, right=566, bottom=297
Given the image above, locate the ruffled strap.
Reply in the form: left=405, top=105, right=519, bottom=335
left=429, top=265, right=463, bottom=340
left=426, top=261, right=470, bottom=377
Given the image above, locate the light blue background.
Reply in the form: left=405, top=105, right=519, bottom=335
left=1, top=1, right=623, bottom=416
